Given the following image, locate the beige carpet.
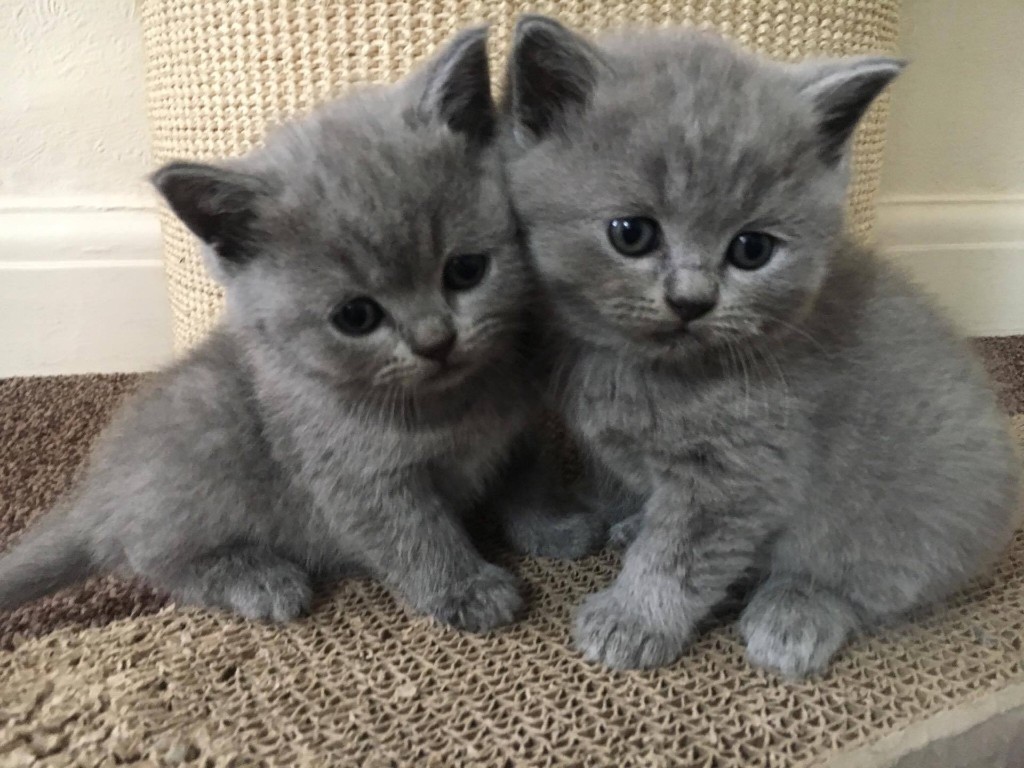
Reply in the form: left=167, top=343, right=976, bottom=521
left=1, top=339, right=1022, bottom=766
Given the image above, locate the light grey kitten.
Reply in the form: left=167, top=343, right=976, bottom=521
left=0, top=28, right=533, bottom=632
left=502, top=16, right=1020, bottom=676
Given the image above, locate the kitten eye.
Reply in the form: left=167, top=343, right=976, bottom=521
left=443, top=253, right=489, bottom=291
left=330, top=297, right=384, bottom=336
left=608, top=217, right=660, bottom=257
left=726, top=232, right=777, bottom=270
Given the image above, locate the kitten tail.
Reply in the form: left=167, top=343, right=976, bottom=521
left=0, top=512, right=94, bottom=612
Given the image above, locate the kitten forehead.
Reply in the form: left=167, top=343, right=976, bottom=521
left=597, top=29, right=795, bottom=114
left=523, top=29, right=822, bottom=232
left=261, top=91, right=469, bottom=222
left=242, top=86, right=508, bottom=287
left=614, top=35, right=810, bottom=163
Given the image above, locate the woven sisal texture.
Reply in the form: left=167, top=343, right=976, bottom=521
left=1, top=529, right=1022, bottom=766
left=141, top=0, right=901, bottom=350
left=0, top=346, right=1019, bottom=765
left=0, top=341, right=1021, bottom=765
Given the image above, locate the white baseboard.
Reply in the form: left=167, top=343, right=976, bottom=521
left=876, top=196, right=1024, bottom=337
left=0, top=199, right=174, bottom=377
left=0, top=196, right=1020, bottom=377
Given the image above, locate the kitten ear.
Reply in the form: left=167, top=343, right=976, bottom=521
left=418, top=26, right=495, bottom=143
left=150, top=161, right=270, bottom=267
left=794, top=56, right=906, bottom=164
left=507, top=15, right=605, bottom=140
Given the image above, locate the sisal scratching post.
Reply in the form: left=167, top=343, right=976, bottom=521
left=141, top=0, right=900, bottom=351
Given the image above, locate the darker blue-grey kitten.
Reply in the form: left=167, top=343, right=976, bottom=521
left=502, top=16, right=1020, bottom=676
left=0, top=28, right=533, bottom=632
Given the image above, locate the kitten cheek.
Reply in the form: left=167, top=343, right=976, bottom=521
left=372, top=360, right=417, bottom=388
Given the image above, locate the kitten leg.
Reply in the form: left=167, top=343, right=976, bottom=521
left=739, top=576, right=860, bottom=679
left=499, top=481, right=644, bottom=559
left=353, top=479, right=523, bottom=632
left=491, top=445, right=608, bottom=559
left=574, top=485, right=764, bottom=669
left=169, top=547, right=312, bottom=622
left=494, top=431, right=648, bottom=559
left=501, top=500, right=607, bottom=559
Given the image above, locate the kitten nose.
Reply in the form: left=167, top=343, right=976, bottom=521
left=665, top=269, right=718, bottom=324
left=411, top=330, right=457, bottom=362
left=666, top=297, right=716, bottom=324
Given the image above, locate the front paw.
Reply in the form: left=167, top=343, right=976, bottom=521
left=573, top=586, right=690, bottom=669
left=428, top=564, right=524, bottom=633
left=739, top=580, right=857, bottom=679
left=179, top=552, right=312, bottom=623
left=507, top=509, right=607, bottom=559
left=228, top=565, right=312, bottom=623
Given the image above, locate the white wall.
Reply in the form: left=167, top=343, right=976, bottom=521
left=875, top=0, right=1024, bottom=337
left=0, top=0, right=171, bottom=376
left=881, top=0, right=1024, bottom=198
left=1, top=0, right=152, bottom=198
left=0, top=0, right=1022, bottom=376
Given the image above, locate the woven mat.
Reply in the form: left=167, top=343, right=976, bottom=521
left=1, top=339, right=1022, bottom=766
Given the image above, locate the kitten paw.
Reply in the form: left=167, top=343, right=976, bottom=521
left=181, top=553, right=312, bottom=623
left=740, top=580, right=858, bottom=679
left=608, top=513, right=643, bottom=550
left=223, top=561, right=312, bottom=622
left=429, top=564, right=523, bottom=633
left=573, top=587, right=690, bottom=669
left=506, top=509, right=607, bottom=559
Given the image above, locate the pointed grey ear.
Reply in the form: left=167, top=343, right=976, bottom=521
left=419, top=26, right=495, bottom=143
left=795, top=56, right=906, bottom=164
left=507, top=15, right=605, bottom=140
left=151, top=161, right=269, bottom=266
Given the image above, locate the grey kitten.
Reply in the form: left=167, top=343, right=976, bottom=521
left=0, top=28, right=533, bottom=632
left=502, top=16, right=1020, bottom=676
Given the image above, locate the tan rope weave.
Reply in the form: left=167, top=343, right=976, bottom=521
left=141, top=0, right=900, bottom=350
left=2, top=520, right=1022, bottom=766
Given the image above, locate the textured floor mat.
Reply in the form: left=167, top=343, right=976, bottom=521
left=0, top=338, right=1022, bottom=765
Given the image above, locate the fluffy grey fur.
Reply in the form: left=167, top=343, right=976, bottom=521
left=502, top=16, right=1020, bottom=676
left=494, top=426, right=642, bottom=559
left=0, top=28, right=534, bottom=632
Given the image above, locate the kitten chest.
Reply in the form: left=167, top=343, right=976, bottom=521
left=566, top=355, right=741, bottom=490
